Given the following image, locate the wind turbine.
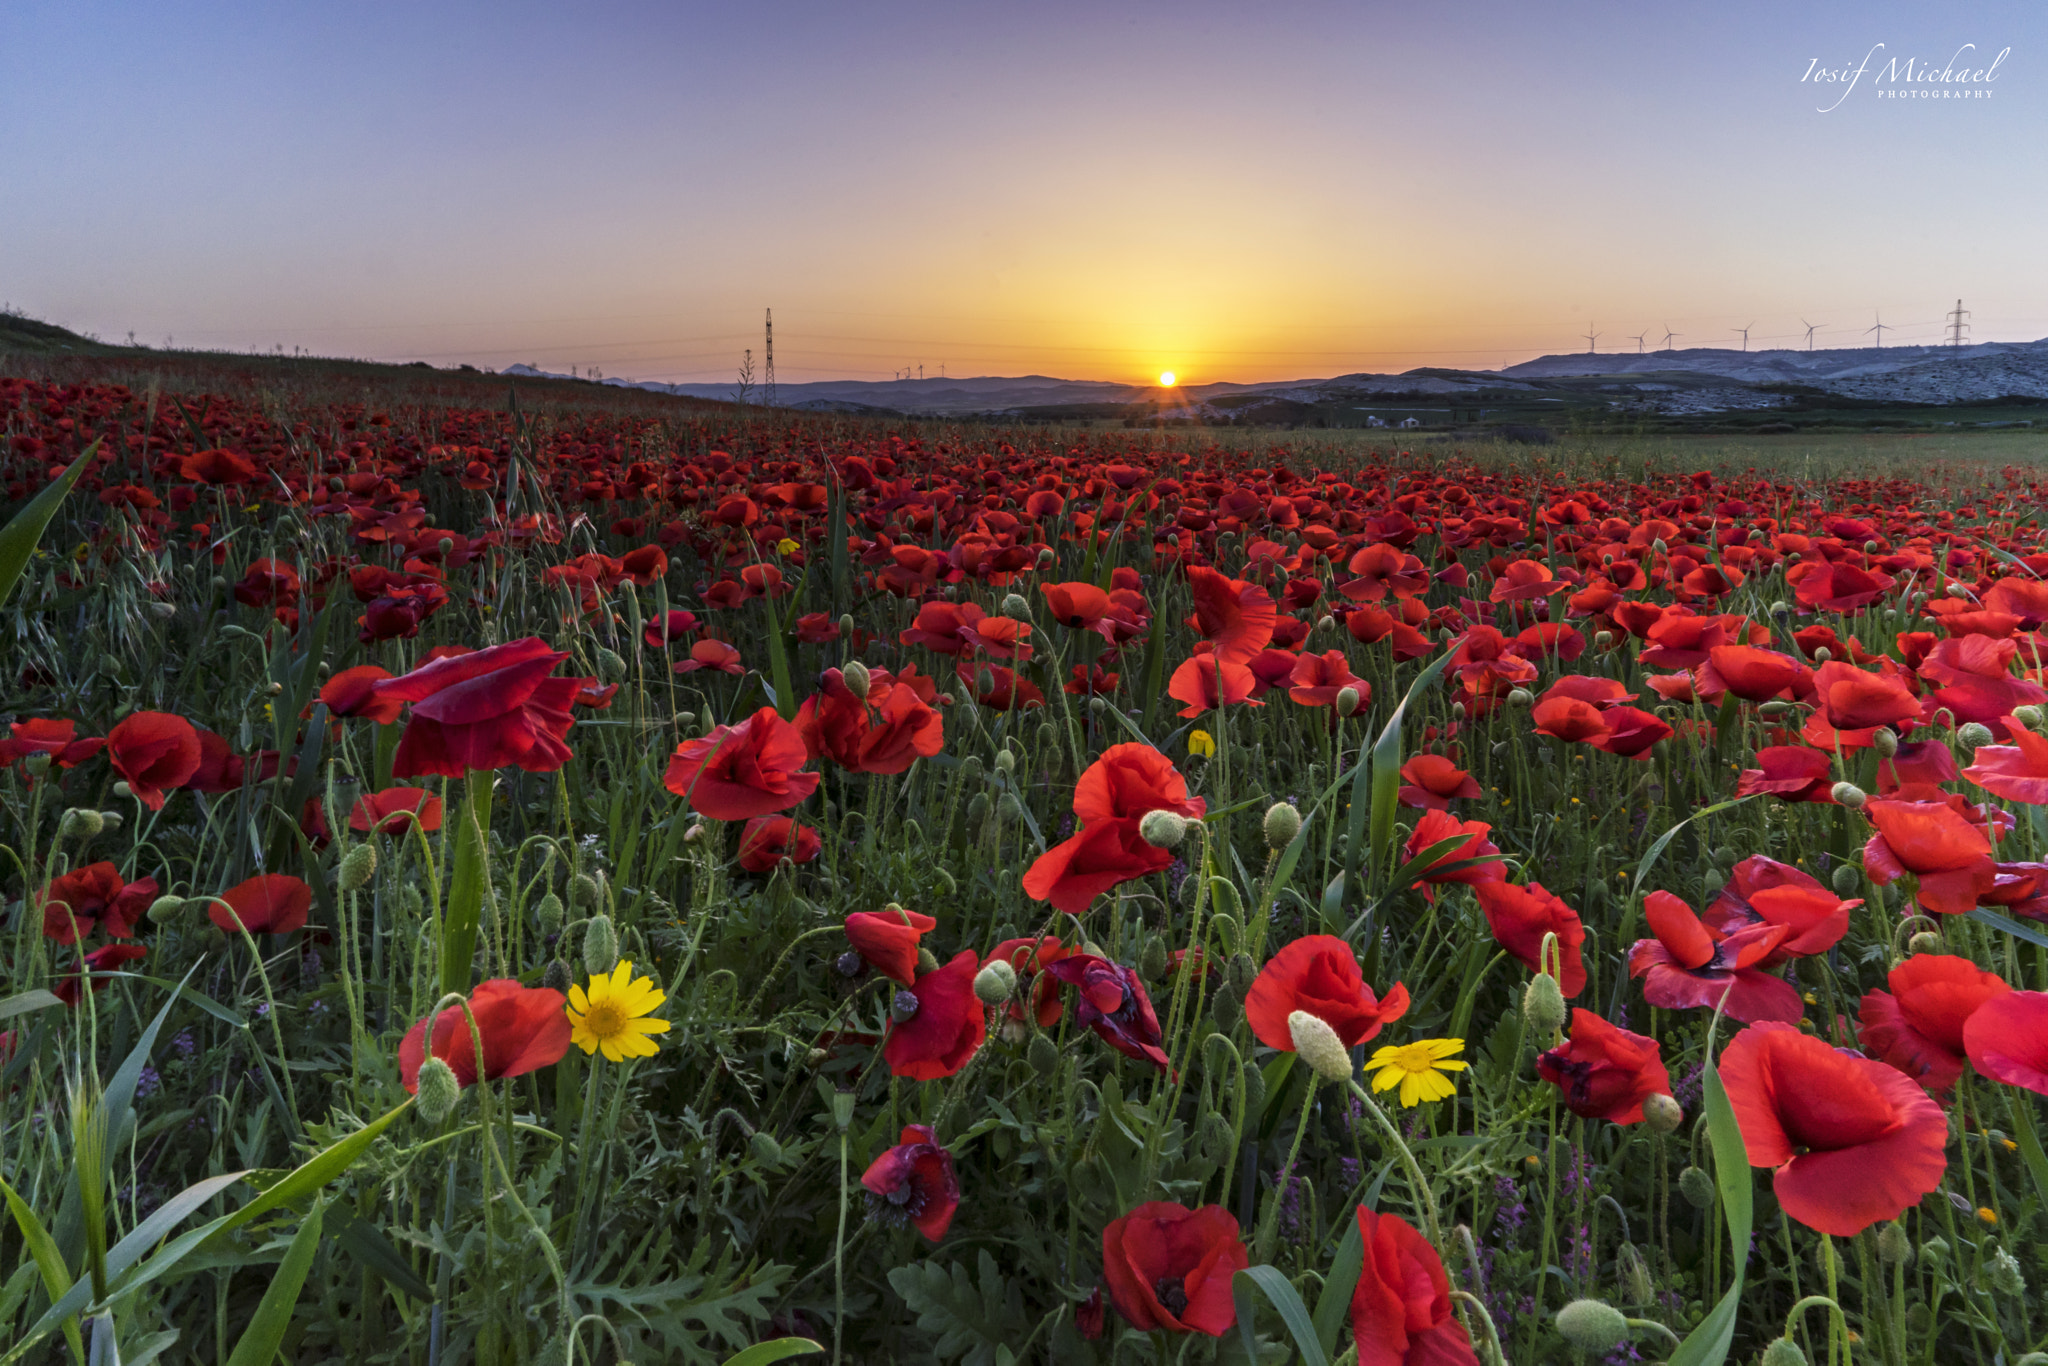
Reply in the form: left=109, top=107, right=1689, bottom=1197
left=1801, top=319, right=1824, bottom=351
left=1660, top=326, right=1679, bottom=353
left=1629, top=331, right=1648, bottom=354
left=1582, top=324, right=1600, bottom=354
left=1866, top=312, right=1890, bottom=348
left=1734, top=322, right=1755, bottom=352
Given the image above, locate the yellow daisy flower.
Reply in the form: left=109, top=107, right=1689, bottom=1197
left=1366, top=1037, right=1467, bottom=1107
left=567, top=960, right=671, bottom=1062
left=1187, top=729, right=1216, bottom=758
left=776, top=538, right=800, bottom=555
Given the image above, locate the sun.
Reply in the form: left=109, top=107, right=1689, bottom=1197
left=1158, top=371, right=1176, bottom=387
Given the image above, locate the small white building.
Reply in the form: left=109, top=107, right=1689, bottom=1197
left=1364, top=415, right=1387, bottom=428
left=1398, top=417, right=1421, bottom=429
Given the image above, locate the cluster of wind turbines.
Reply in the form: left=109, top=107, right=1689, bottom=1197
left=1577, top=315, right=1893, bottom=356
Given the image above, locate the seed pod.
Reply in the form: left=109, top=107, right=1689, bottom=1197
left=1678, top=1165, right=1716, bottom=1210
left=21, top=753, right=51, bottom=777
left=337, top=843, right=377, bottom=891
left=1263, top=802, right=1302, bottom=850
left=974, top=960, right=1017, bottom=1004
left=1138, top=810, right=1187, bottom=849
left=1642, top=1094, right=1683, bottom=1134
left=414, top=1058, right=462, bottom=1125
left=1288, top=1011, right=1354, bottom=1083
left=1554, top=1299, right=1628, bottom=1355
left=582, top=913, right=619, bottom=976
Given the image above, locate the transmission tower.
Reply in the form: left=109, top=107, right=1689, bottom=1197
left=764, top=309, right=775, bottom=407
left=1947, top=299, right=1971, bottom=349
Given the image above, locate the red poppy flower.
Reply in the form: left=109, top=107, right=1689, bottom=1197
left=956, top=661, right=1044, bottom=711
left=1244, top=935, right=1409, bottom=1050
left=39, top=862, right=159, bottom=944
left=0, top=717, right=105, bottom=769
left=1401, top=810, right=1506, bottom=901
left=1628, top=891, right=1802, bottom=1023
left=1490, top=558, right=1559, bottom=603
left=1808, top=660, right=1920, bottom=735
left=1397, top=754, right=1481, bottom=810
left=642, top=609, right=702, bottom=647
left=349, top=787, right=444, bottom=834
left=1166, top=652, right=1262, bottom=717
left=1963, top=717, right=2048, bottom=803
left=900, top=601, right=984, bottom=655
left=1023, top=745, right=1204, bottom=912
left=1474, top=880, right=1587, bottom=995
left=861, top=1124, right=960, bottom=1241
left=1341, top=543, right=1430, bottom=601
left=664, top=705, right=821, bottom=820
left=1531, top=695, right=1609, bottom=743
left=1789, top=560, right=1896, bottom=613
left=673, top=639, right=745, bottom=676
left=1536, top=1009, right=1672, bottom=1124
left=1702, top=856, right=1855, bottom=963
left=1040, top=580, right=1112, bottom=631
left=1287, top=650, right=1366, bottom=708
left=1916, top=635, right=2046, bottom=736
left=1736, top=746, right=1836, bottom=803
left=1963, top=990, right=2048, bottom=1095
left=1720, top=1022, right=1947, bottom=1235
left=796, top=667, right=944, bottom=775
left=1101, top=1202, right=1247, bottom=1337
left=178, top=447, right=258, bottom=484
left=1985, top=577, right=2048, bottom=629
left=105, top=711, right=203, bottom=810
left=53, top=943, right=149, bottom=1008
left=398, top=978, right=572, bottom=1091
left=736, top=815, right=821, bottom=872
left=208, top=873, right=313, bottom=936
left=882, top=949, right=986, bottom=1081
left=845, top=907, right=939, bottom=986
left=1349, top=1206, right=1478, bottom=1366
left=1042, top=953, right=1171, bottom=1073
left=1701, top=644, right=1805, bottom=702
left=374, top=637, right=593, bottom=777
left=1858, top=953, right=2010, bottom=1092
left=1185, top=566, right=1276, bottom=663
left=619, top=544, right=667, bottom=584
left=1861, top=798, right=1996, bottom=915
left=320, top=665, right=403, bottom=723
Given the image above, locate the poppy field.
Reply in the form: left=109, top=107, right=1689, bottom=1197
left=7, top=362, right=2048, bottom=1366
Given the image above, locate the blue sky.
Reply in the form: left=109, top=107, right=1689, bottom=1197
left=4, top=1, right=2041, bottom=382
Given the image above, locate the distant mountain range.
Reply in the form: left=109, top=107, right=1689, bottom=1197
left=500, top=336, right=2048, bottom=415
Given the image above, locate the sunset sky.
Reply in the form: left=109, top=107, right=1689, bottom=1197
left=5, top=2, right=2043, bottom=385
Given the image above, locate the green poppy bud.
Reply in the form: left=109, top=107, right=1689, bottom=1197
left=1197, top=1111, right=1233, bottom=1163
left=1679, top=1166, right=1716, bottom=1209
left=1876, top=1221, right=1911, bottom=1264
left=966, top=792, right=992, bottom=825
left=571, top=872, right=602, bottom=908
left=1907, top=930, right=1945, bottom=955
left=1830, top=781, right=1867, bottom=808
left=916, top=946, right=941, bottom=975
left=1701, top=867, right=1727, bottom=894
left=2013, top=704, right=2044, bottom=730
left=58, top=808, right=104, bottom=840
left=1288, top=1011, right=1354, bottom=1084
left=1522, top=972, right=1567, bottom=1036
left=542, top=959, right=572, bottom=994
left=1812, top=646, right=1832, bottom=663
left=535, top=890, right=565, bottom=937
left=1554, top=1299, right=1628, bottom=1355
left=147, top=895, right=186, bottom=925
left=1831, top=862, right=1861, bottom=896
left=1918, top=1235, right=1948, bottom=1270
left=974, top=960, right=1017, bottom=1005
left=1138, top=936, right=1170, bottom=983
left=1872, top=726, right=1899, bottom=758
left=1760, top=1337, right=1810, bottom=1366
left=1227, top=952, right=1258, bottom=995
left=933, top=867, right=957, bottom=896
left=1209, top=911, right=1241, bottom=955
left=1616, top=1241, right=1654, bottom=1306
left=1335, top=686, right=1362, bottom=717
left=21, top=752, right=51, bottom=777
left=841, top=660, right=871, bottom=700
left=749, top=1131, right=784, bottom=1167
left=1263, top=802, right=1302, bottom=850
left=993, top=749, right=1016, bottom=774
left=414, top=1058, right=462, bottom=1126
left=582, top=913, right=619, bottom=976
left=596, top=647, right=626, bottom=682
left=1316, top=614, right=1336, bottom=633
left=1594, top=630, right=1614, bottom=651
left=1028, top=1031, right=1061, bottom=1077
left=1001, top=593, right=1031, bottom=621
left=996, top=793, right=1025, bottom=822
left=1210, top=983, right=1241, bottom=1031
left=1138, top=809, right=1187, bottom=849
left=1642, top=1094, right=1683, bottom=1134
left=1958, top=721, right=1995, bottom=750
left=338, top=843, right=377, bottom=891
left=1507, top=688, right=1535, bottom=708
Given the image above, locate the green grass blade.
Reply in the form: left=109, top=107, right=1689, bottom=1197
left=0, top=989, right=62, bottom=1023
left=0, top=440, right=95, bottom=607
left=1967, top=906, right=2048, bottom=950
left=1232, top=1265, right=1330, bottom=1366
left=1310, top=1213, right=1364, bottom=1357
left=1667, top=1015, right=1752, bottom=1366
left=1367, top=649, right=1455, bottom=883
left=224, top=1198, right=324, bottom=1366
left=440, top=770, right=493, bottom=995
left=719, top=1340, right=825, bottom=1366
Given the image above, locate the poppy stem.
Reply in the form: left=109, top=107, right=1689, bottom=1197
left=1253, top=1075, right=1319, bottom=1263
left=1346, top=1077, right=1445, bottom=1249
